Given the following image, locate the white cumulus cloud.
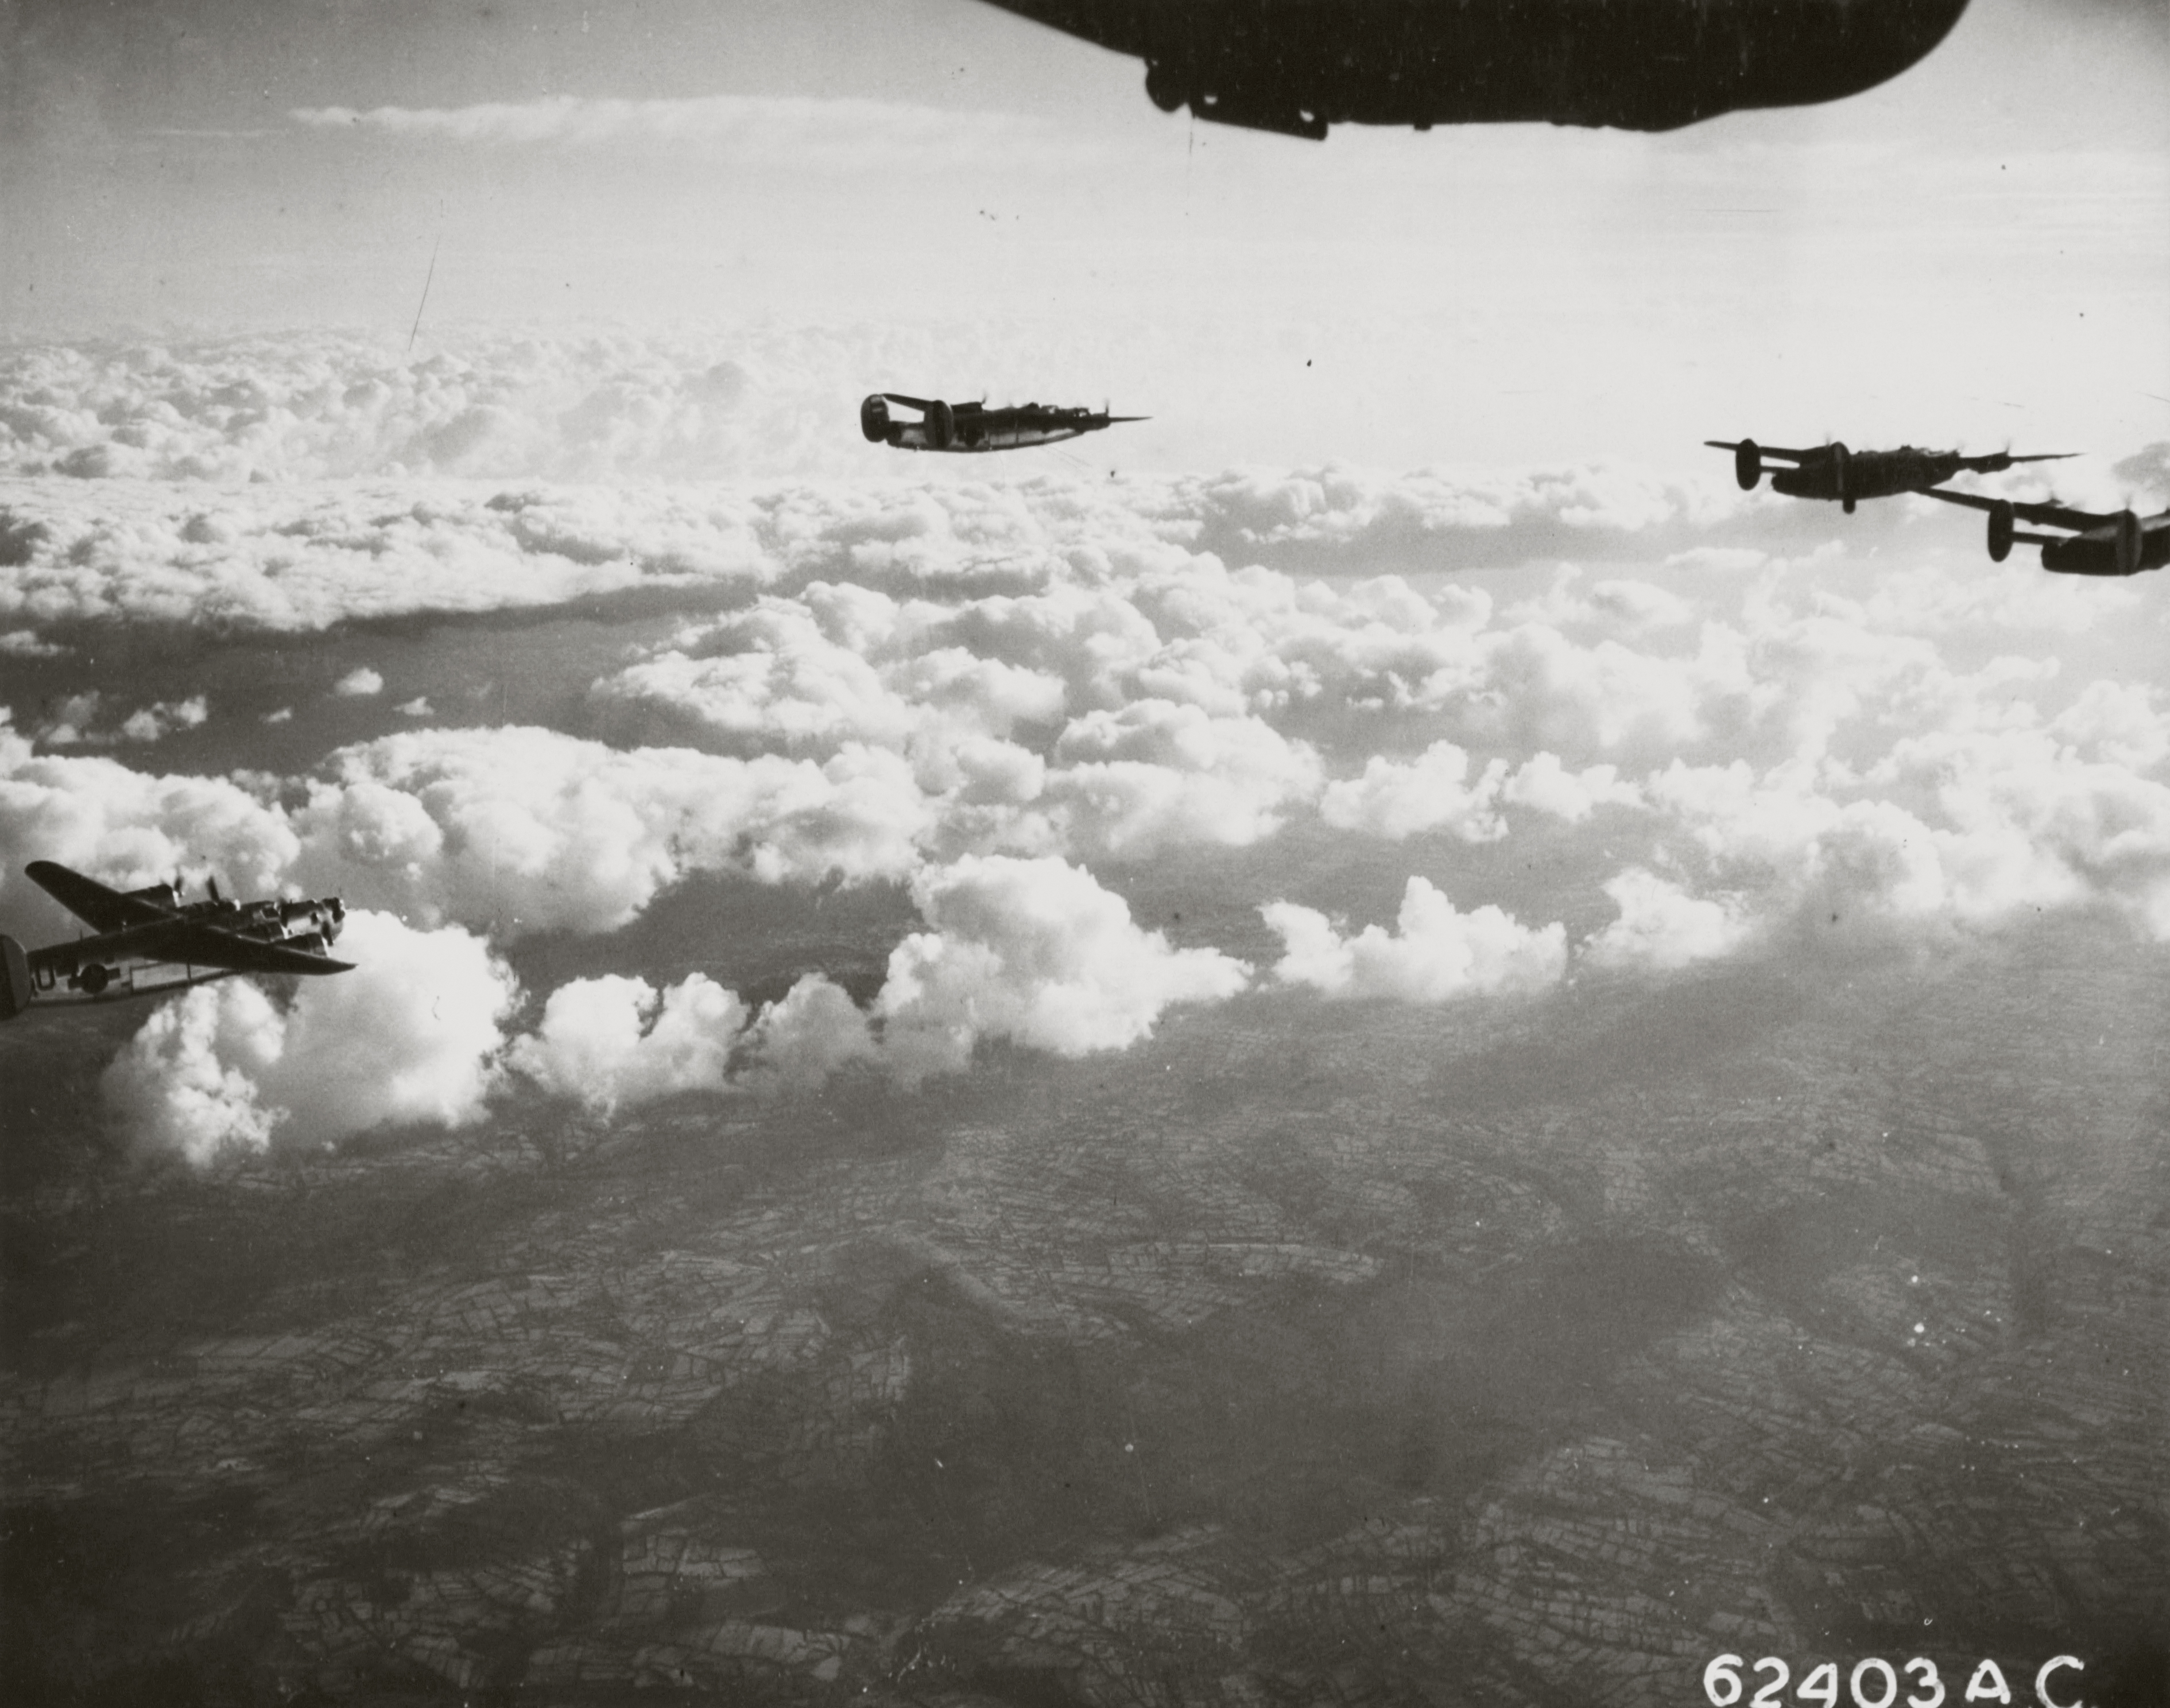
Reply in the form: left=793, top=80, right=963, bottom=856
left=290, top=726, right=932, bottom=935
left=509, top=972, right=747, bottom=1115
left=1, top=712, right=297, bottom=919
left=1262, top=878, right=1567, bottom=1003
left=102, top=912, right=518, bottom=1163
left=1582, top=868, right=1754, bottom=971
left=877, top=855, right=1250, bottom=1083
left=1318, top=740, right=1508, bottom=841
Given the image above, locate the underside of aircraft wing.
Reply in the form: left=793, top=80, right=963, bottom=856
left=24, top=860, right=171, bottom=931
left=975, top=0, right=1970, bottom=134
left=1922, top=488, right=2105, bottom=532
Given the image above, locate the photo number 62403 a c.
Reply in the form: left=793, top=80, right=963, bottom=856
left=1704, top=1654, right=2091, bottom=1708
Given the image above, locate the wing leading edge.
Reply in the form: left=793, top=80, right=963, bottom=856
left=25, top=860, right=173, bottom=931
left=1920, top=488, right=2110, bottom=532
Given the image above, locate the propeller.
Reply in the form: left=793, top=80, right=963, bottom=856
left=2114, top=504, right=2143, bottom=576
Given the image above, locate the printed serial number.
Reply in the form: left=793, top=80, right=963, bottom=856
left=1703, top=1655, right=2091, bottom=1708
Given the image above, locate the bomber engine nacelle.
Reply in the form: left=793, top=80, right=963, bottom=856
left=1987, top=500, right=2015, bottom=562
left=1, top=935, right=28, bottom=1022
left=2114, top=510, right=2143, bottom=577
left=1144, top=59, right=1188, bottom=114
left=860, top=395, right=890, bottom=443
left=1733, top=440, right=1761, bottom=491
left=279, top=896, right=346, bottom=941
left=926, top=398, right=956, bottom=451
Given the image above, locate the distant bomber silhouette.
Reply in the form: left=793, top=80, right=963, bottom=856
left=861, top=394, right=1145, bottom=454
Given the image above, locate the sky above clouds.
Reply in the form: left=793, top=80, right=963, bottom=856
left=0, top=0, right=2166, bottom=1163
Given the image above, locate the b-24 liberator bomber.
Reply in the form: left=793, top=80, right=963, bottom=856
left=2, top=860, right=351, bottom=1022
left=1924, top=488, right=2167, bottom=578
left=861, top=393, right=1145, bottom=453
left=973, top=0, right=1971, bottom=140
left=1708, top=438, right=2075, bottom=513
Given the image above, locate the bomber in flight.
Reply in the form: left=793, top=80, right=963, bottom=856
left=1, top=861, right=351, bottom=1022
left=1708, top=439, right=2076, bottom=513
left=972, top=0, right=1971, bottom=139
left=1924, top=488, right=2167, bottom=577
left=861, top=393, right=1145, bottom=453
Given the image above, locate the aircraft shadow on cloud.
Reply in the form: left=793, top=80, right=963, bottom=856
left=861, top=393, right=1145, bottom=453
left=973, top=0, right=1971, bottom=139
left=1924, top=487, right=2168, bottom=577
left=1709, top=438, right=2077, bottom=513
left=1, top=862, right=351, bottom=1023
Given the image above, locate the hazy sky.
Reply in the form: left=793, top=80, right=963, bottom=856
left=5, top=0, right=2165, bottom=468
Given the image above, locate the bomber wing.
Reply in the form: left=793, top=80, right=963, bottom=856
left=25, top=860, right=175, bottom=931
left=173, top=926, right=354, bottom=977
left=1921, top=488, right=2107, bottom=532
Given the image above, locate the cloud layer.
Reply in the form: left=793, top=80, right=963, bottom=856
left=1264, top=878, right=1566, bottom=1003
left=115, top=853, right=1250, bottom=1155
left=3, top=395, right=2163, bottom=1158
left=288, top=95, right=1096, bottom=171
left=9, top=465, right=2166, bottom=983
left=508, top=855, right=1245, bottom=1111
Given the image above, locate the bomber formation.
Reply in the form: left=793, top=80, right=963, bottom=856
left=14, top=4, right=2101, bottom=1022
left=10, top=412, right=2156, bottom=1026
left=1708, top=436, right=2166, bottom=576
left=856, top=401, right=2162, bottom=580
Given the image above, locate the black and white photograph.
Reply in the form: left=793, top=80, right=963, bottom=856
left=1, top=1, right=2165, bottom=1702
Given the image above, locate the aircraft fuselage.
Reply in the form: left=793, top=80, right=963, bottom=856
left=2040, top=515, right=2170, bottom=577
left=862, top=395, right=1143, bottom=454
left=886, top=411, right=1107, bottom=453
left=1769, top=447, right=1969, bottom=505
